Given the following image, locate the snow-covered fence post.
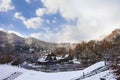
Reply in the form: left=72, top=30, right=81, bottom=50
left=83, top=72, right=85, bottom=79
left=100, top=78, right=106, bottom=80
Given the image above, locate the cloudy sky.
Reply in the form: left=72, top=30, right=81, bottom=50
left=0, top=0, right=120, bottom=43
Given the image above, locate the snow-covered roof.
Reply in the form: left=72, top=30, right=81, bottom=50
left=38, top=56, right=47, bottom=62
left=56, top=57, right=63, bottom=60
left=64, top=54, right=69, bottom=57
left=72, top=59, right=80, bottom=64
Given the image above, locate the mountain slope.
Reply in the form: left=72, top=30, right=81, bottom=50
left=104, top=29, right=120, bottom=42
left=0, top=31, right=57, bottom=49
left=25, top=37, right=57, bottom=50
left=0, top=31, right=25, bottom=45
left=0, top=31, right=76, bottom=51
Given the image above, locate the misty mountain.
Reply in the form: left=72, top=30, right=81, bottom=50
left=0, top=31, right=76, bottom=51
left=1, top=28, right=120, bottom=51
left=25, top=37, right=57, bottom=50
left=0, top=31, right=25, bottom=46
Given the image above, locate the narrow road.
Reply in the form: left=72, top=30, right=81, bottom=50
left=2, top=72, right=22, bottom=80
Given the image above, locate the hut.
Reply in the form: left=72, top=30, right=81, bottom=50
left=38, top=53, right=57, bottom=65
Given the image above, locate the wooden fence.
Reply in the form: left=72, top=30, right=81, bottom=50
left=71, top=66, right=109, bottom=80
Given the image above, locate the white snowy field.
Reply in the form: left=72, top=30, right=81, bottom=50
left=0, top=61, right=116, bottom=80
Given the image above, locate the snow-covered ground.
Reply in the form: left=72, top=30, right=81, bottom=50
left=0, top=61, right=116, bottom=80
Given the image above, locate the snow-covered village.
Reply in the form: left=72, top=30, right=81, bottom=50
left=0, top=0, right=120, bottom=80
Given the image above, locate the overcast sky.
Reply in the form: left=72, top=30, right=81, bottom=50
left=0, top=0, right=120, bottom=43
